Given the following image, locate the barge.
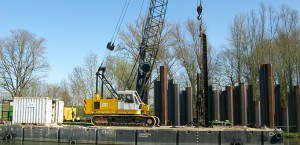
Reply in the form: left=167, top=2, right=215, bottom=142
left=0, top=125, right=283, bottom=145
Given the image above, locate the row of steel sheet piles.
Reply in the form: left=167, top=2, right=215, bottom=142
left=166, top=79, right=181, bottom=126
left=259, top=64, right=297, bottom=132
left=295, top=86, right=300, bottom=132
left=217, top=64, right=300, bottom=132
left=209, top=84, right=256, bottom=127
left=233, top=83, right=251, bottom=126
left=274, top=85, right=290, bottom=132
left=0, top=125, right=284, bottom=145
left=288, top=85, right=300, bottom=132
left=178, top=87, right=193, bottom=125
left=211, top=64, right=273, bottom=128
left=208, top=64, right=276, bottom=128
left=154, top=66, right=260, bottom=127
left=154, top=63, right=300, bottom=132
left=154, top=66, right=193, bottom=126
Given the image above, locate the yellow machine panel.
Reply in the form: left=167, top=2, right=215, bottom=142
left=64, top=107, right=76, bottom=121
left=94, top=99, right=118, bottom=113
left=83, top=99, right=93, bottom=114
left=84, top=98, right=118, bottom=114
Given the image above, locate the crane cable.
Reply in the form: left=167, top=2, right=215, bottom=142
left=137, top=0, right=145, bottom=24
left=107, top=0, right=131, bottom=50
left=124, top=0, right=146, bottom=90
left=99, top=50, right=110, bottom=68
left=111, top=0, right=130, bottom=43
left=197, top=0, right=203, bottom=34
left=101, top=0, right=131, bottom=67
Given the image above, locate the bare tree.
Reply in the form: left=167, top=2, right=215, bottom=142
left=171, top=19, right=219, bottom=118
left=45, top=84, right=62, bottom=99
left=117, top=17, right=176, bottom=85
left=273, top=5, right=300, bottom=97
left=244, top=10, right=261, bottom=101
left=172, top=22, right=198, bottom=91
left=84, top=51, right=98, bottom=98
left=105, top=55, right=134, bottom=91
left=217, top=48, right=237, bottom=87
left=66, top=51, right=100, bottom=105
left=229, top=14, right=248, bottom=85
left=22, top=79, right=46, bottom=97
left=223, top=3, right=300, bottom=104
left=69, top=67, right=87, bottom=105
left=219, top=15, right=247, bottom=88
left=0, top=29, right=50, bottom=98
left=155, top=22, right=178, bottom=79
left=60, top=79, right=72, bottom=106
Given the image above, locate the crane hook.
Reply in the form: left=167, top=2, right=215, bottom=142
left=107, top=41, right=115, bottom=51
left=197, top=5, right=202, bottom=20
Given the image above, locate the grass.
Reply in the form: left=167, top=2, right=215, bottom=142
left=62, top=121, right=93, bottom=126
left=284, top=132, right=300, bottom=138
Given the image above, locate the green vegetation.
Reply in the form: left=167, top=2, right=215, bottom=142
left=72, top=106, right=93, bottom=119
left=284, top=132, right=300, bottom=138
left=62, top=122, right=93, bottom=126
left=209, top=120, right=232, bottom=127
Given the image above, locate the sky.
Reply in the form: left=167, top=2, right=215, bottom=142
left=1, top=0, right=300, bottom=84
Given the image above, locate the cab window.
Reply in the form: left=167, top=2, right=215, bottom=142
left=125, top=94, right=134, bottom=103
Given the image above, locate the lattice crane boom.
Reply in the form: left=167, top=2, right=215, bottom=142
left=136, top=0, right=168, bottom=102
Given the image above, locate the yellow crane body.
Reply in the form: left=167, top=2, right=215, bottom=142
left=83, top=90, right=158, bottom=126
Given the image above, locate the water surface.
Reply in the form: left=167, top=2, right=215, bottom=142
left=284, top=138, right=300, bottom=145
left=1, top=139, right=299, bottom=145
left=0, top=141, right=91, bottom=145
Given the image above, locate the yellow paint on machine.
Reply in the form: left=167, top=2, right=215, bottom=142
left=84, top=98, right=141, bottom=115
left=97, top=99, right=118, bottom=111
left=83, top=99, right=93, bottom=114
left=64, top=107, right=76, bottom=121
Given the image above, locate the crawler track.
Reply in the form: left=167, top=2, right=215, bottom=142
left=92, top=115, right=160, bottom=127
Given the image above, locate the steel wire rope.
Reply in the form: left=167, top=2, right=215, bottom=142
left=110, top=0, right=131, bottom=44
left=102, top=0, right=130, bottom=67
left=124, top=0, right=146, bottom=90
left=100, top=50, right=111, bottom=67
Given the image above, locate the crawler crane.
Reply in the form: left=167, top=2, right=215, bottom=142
left=83, top=0, right=168, bottom=126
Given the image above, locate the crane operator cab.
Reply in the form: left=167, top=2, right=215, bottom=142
left=117, top=90, right=143, bottom=111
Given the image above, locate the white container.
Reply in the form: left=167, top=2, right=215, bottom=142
left=55, top=100, right=64, bottom=124
left=12, top=97, right=64, bottom=125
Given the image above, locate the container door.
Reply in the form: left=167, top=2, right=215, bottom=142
left=45, top=99, right=52, bottom=124
left=57, top=101, right=64, bottom=123
left=53, top=100, right=57, bottom=123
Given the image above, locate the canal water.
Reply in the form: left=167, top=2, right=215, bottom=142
left=285, top=139, right=300, bottom=145
left=0, top=141, right=92, bottom=145
left=0, top=139, right=299, bottom=145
